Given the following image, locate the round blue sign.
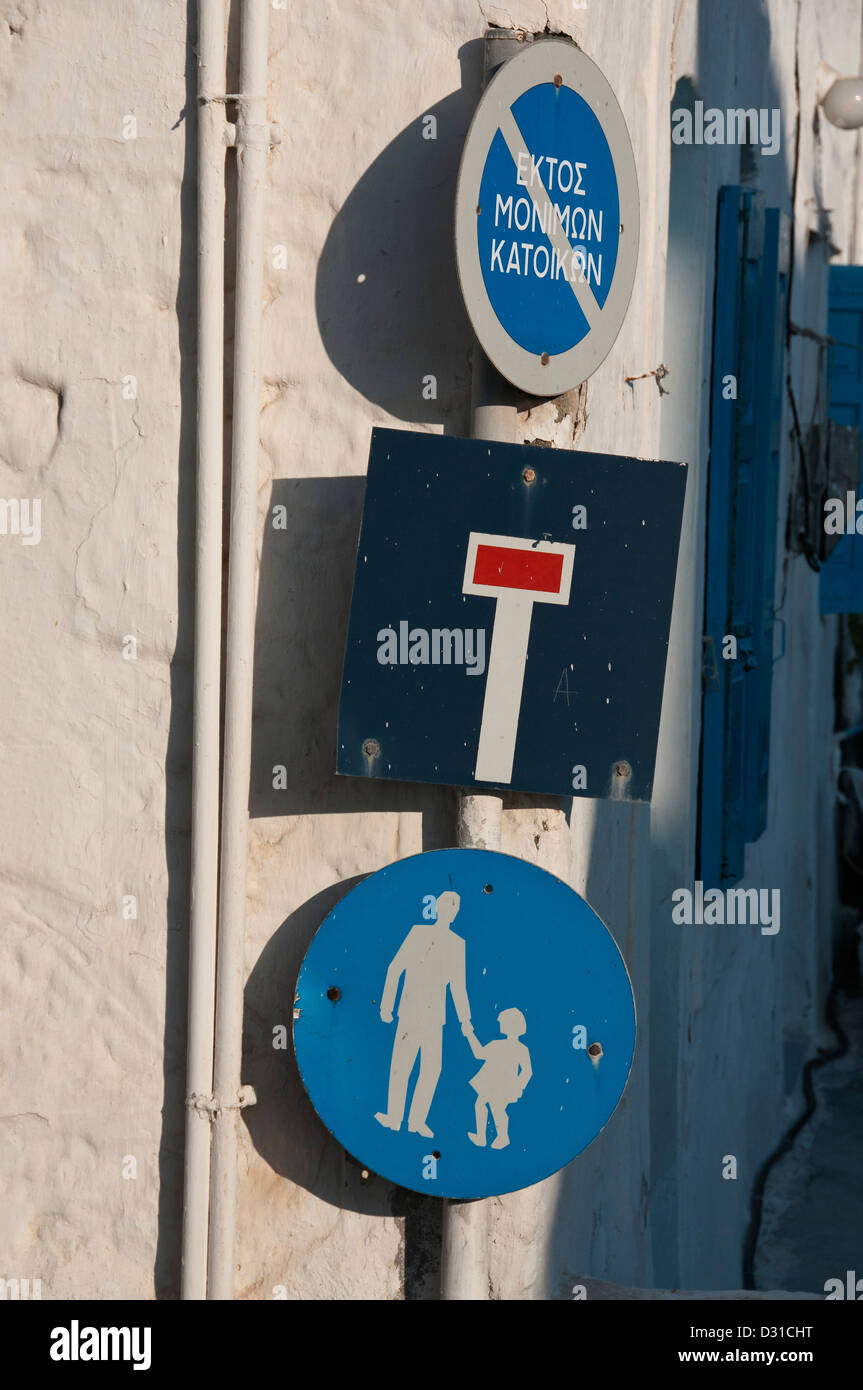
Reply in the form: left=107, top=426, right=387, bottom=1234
left=478, top=83, right=620, bottom=356
left=293, top=849, right=636, bottom=1199
left=455, top=39, right=639, bottom=397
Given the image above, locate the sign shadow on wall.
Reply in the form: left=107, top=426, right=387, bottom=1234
left=249, top=475, right=454, bottom=840
left=241, top=877, right=443, bottom=1296
left=314, top=43, right=485, bottom=428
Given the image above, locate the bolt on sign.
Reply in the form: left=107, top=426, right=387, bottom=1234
left=455, top=38, right=639, bottom=396
left=293, top=849, right=636, bottom=1199
left=337, top=428, right=687, bottom=802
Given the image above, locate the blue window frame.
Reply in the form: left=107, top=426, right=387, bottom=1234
left=819, top=266, right=863, bottom=614
left=699, top=188, right=789, bottom=887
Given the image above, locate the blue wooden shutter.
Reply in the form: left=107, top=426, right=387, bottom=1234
left=826, top=266, right=863, bottom=428
left=819, top=267, right=863, bottom=614
left=701, top=187, right=746, bottom=888
left=746, top=208, right=788, bottom=838
left=722, top=193, right=762, bottom=879
left=700, top=189, right=787, bottom=885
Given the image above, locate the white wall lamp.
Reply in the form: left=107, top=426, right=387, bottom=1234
left=817, top=62, right=863, bottom=130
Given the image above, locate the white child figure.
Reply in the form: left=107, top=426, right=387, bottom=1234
left=464, top=1007, right=532, bottom=1150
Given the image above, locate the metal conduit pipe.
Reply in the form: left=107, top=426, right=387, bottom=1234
left=207, top=0, right=271, bottom=1300
left=181, top=0, right=228, bottom=1303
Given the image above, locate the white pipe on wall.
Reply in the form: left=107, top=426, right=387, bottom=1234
left=442, top=794, right=503, bottom=1300
left=181, top=0, right=227, bottom=1303
left=207, top=0, right=270, bottom=1301
left=439, top=27, right=523, bottom=1304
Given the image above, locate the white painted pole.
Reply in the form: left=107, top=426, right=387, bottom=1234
left=207, top=0, right=270, bottom=1301
left=181, top=0, right=227, bottom=1303
left=442, top=31, right=523, bottom=1290
left=441, top=348, right=518, bottom=1301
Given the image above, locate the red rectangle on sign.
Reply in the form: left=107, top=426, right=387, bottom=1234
left=473, top=544, right=564, bottom=593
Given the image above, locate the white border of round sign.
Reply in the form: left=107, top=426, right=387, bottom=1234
left=455, top=39, right=640, bottom=397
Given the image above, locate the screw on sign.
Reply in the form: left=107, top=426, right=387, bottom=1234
left=455, top=38, right=639, bottom=396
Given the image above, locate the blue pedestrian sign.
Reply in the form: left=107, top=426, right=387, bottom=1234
left=293, top=849, right=636, bottom=1199
left=337, top=428, right=686, bottom=801
left=455, top=38, right=639, bottom=396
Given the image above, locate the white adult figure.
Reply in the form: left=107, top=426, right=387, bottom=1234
left=374, top=890, right=471, bottom=1138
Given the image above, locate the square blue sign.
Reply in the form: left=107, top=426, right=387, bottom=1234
left=337, top=428, right=686, bottom=801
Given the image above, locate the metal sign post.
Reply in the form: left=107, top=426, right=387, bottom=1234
left=447, top=29, right=639, bottom=1299
left=449, top=33, right=524, bottom=1280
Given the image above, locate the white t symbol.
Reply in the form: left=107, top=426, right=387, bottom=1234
left=463, top=532, right=575, bottom=784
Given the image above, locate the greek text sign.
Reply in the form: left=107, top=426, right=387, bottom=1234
left=455, top=38, right=639, bottom=395
left=337, top=428, right=687, bottom=801
left=293, top=849, right=636, bottom=1199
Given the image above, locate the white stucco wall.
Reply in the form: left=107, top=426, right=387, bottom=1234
left=0, top=0, right=858, bottom=1301
left=0, top=0, right=194, bottom=1298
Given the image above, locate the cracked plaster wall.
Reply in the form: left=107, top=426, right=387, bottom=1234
left=0, top=0, right=857, bottom=1301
